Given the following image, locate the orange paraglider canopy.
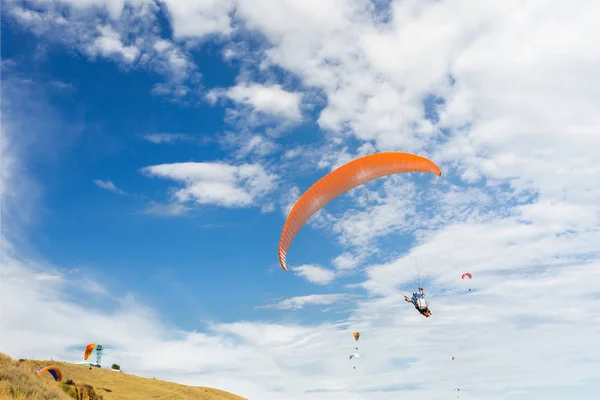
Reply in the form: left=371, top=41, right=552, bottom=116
left=278, top=152, right=442, bottom=271
left=84, top=343, right=96, bottom=360
left=37, top=365, right=62, bottom=382
left=462, top=273, right=472, bottom=279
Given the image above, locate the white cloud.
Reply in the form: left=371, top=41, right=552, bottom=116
left=161, top=0, right=234, bottom=38
left=148, top=38, right=198, bottom=88
left=5, top=1, right=200, bottom=100
left=209, top=83, right=303, bottom=121
left=332, top=252, right=363, bottom=271
left=0, top=125, right=31, bottom=233
left=260, top=202, right=276, bottom=213
left=88, top=24, right=140, bottom=63
left=261, top=294, right=350, bottom=310
left=94, top=179, right=127, bottom=195
left=362, top=215, right=600, bottom=300
left=323, top=177, right=422, bottom=249
left=0, top=73, right=80, bottom=239
left=219, top=132, right=279, bottom=159
left=59, top=0, right=129, bottom=20
left=49, top=80, right=75, bottom=92
left=143, top=133, right=193, bottom=144
left=143, top=201, right=191, bottom=217
left=141, top=162, right=278, bottom=208
left=292, top=264, right=336, bottom=285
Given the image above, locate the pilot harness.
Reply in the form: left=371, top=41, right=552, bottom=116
left=415, top=297, right=429, bottom=311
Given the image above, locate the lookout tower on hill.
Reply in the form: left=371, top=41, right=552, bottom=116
left=95, top=344, right=103, bottom=367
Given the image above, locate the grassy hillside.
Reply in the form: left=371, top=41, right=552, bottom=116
left=0, top=353, right=246, bottom=400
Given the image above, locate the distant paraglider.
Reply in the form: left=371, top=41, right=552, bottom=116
left=351, top=332, right=360, bottom=368
left=37, top=366, right=62, bottom=382
left=462, top=272, right=473, bottom=291
left=83, top=343, right=103, bottom=367
left=83, top=343, right=96, bottom=360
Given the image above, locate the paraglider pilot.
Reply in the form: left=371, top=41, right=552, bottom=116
left=405, top=287, right=431, bottom=317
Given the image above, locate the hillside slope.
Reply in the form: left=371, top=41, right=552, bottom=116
left=0, top=353, right=246, bottom=400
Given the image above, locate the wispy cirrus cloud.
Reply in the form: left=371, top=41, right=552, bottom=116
left=142, top=133, right=193, bottom=144
left=219, top=131, right=279, bottom=160
left=142, top=201, right=191, bottom=217
left=260, top=293, right=351, bottom=310
left=4, top=1, right=202, bottom=101
left=332, top=252, right=364, bottom=271
left=94, top=179, right=127, bottom=195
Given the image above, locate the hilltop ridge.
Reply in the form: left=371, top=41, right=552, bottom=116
left=0, top=353, right=246, bottom=400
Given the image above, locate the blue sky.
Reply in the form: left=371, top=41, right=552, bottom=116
left=2, top=1, right=600, bottom=399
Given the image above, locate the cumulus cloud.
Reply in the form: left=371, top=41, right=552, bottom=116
left=161, top=0, right=235, bottom=38
left=292, top=264, right=337, bottom=285
left=206, top=82, right=304, bottom=140
left=141, top=161, right=278, bottom=208
left=210, top=83, right=303, bottom=122
left=88, top=24, right=140, bottom=63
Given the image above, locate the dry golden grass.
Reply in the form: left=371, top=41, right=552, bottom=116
left=0, top=353, right=71, bottom=400
left=0, top=353, right=246, bottom=400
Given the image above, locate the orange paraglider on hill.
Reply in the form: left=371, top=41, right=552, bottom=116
left=36, top=365, right=62, bottom=382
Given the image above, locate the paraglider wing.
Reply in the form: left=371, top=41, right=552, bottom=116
left=349, top=353, right=360, bottom=360
left=84, top=343, right=96, bottom=360
left=37, top=366, right=62, bottom=382
left=278, top=152, right=442, bottom=270
left=462, top=272, right=473, bottom=291
left=353, top=332, right=360, bottom=341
